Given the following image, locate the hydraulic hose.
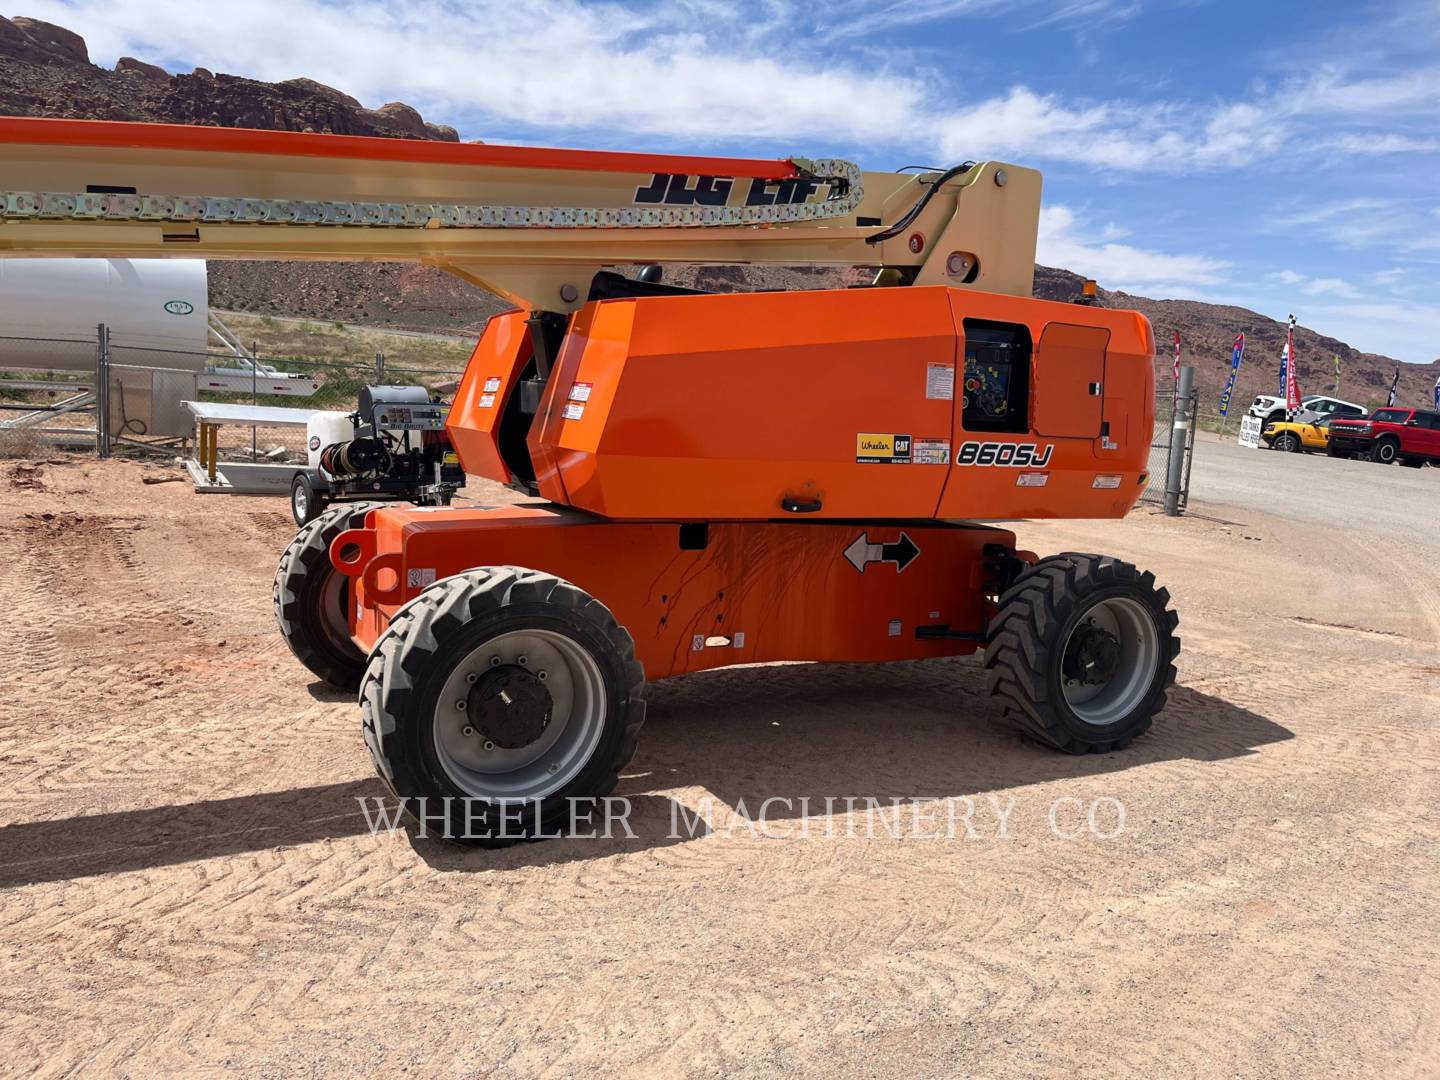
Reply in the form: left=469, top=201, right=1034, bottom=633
left=864, top=162, right=976, bottom=246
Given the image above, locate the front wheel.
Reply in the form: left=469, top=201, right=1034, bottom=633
left=1368, top=438, right=1400, bottom=465
left=1272, top=432, right=1300, bottom=453
left=360, top=567, right=646, bottom=846
left=984, top=554, right=1179, bottom=753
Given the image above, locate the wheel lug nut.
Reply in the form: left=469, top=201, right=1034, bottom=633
left=484, top=740, right=496, bottom=751
left=462, top=725, right=475, bottom=737
left=465, top=672, right=478, bottom=684
left=537, top=670, right=548, bottom=681
left=489, top=656, right=501, bottom=667
left=517, top=655, right=528, bottom=666
left=548, top=763, right=559, bottom=773
left=455, top=700, right=467, bottom=711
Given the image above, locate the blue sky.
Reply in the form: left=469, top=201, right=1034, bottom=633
left=27, top=0, right=1440, bottom=361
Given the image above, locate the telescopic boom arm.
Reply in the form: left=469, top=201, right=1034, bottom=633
left=0, top=118, right=1041, bottom=310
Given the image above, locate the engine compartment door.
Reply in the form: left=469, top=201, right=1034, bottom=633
left=1033, top=322, right=1109, bottom=439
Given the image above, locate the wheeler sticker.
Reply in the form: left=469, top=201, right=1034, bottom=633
left=483, top=376, right=502, bottom=393
left=925, top=364, right=955, bottom=401
left=955, top=441, right=1055, bottom=468
left=478, top=393, right=496, bottom=409
left=406, top=568, right=437, bottom=589
left=569, top=382, right=593, bottom=402
left=1016, top=472, right=1049, bottom=487
left=913, top=438, right=950, bottom=465
left=562, top=402, right=585, bottom=421
left=1092, top=474, right=1122, bottom=489
left=856, top=433, right=912, bottom=464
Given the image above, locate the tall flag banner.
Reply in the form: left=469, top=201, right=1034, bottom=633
left=1434, top=373, right=1439, bottom=409
left=1218, top=332, right=1245, bottom=416
left=1284, top=316, right=1301, bottom=418
left=1387, top=369, right=1400, bottom=407
left=1172, top=330, right=1181, bottom=384
left=1278, top=339, right=1289, bottom=397
left=1334, top=355, right=1341, bottom=395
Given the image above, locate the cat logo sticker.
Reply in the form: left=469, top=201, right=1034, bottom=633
left=855, top=433, right=912, bottom=464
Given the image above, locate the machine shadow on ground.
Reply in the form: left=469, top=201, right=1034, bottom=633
left=0, top=659, right=1291, bottom=888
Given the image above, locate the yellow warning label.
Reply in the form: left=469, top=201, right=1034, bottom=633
left=856, top=433, right=912, bottom=463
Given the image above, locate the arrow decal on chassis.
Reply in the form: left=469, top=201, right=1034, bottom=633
left=843, top=531, right=921, bottom=573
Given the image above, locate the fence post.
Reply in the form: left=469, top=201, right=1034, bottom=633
left=95, top=322, right=111, bottom=458
left=1163, top=364, right=1194, bottom=516
left=251, top=342, right=259, bottom=460
left=375, top=351, right=385, bottom=385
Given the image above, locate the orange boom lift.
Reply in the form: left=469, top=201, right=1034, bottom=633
left=0, top=118, right=1179, bottom=843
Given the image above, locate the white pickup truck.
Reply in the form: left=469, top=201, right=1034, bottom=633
left=1247, top=394, right=1367, bottom=426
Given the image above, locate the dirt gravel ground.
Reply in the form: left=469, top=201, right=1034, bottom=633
left=1, top=449, right=1438, bottom=1078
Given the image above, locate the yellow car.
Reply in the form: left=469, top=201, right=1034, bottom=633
left=1262, top=415, right=1335, bottom=453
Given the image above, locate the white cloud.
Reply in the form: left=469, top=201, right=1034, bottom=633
left=1037, top=205, right=1229, bottom=295
left=20, top=0, right=1440, bottom=176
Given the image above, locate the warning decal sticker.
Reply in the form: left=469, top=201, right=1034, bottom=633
left=925, top=364, right=955, bottom=401
left=562, top=402, right=585, bottom=421
left=856, top=433, right=912, bottom=464
left=569, top=382, right=593, bottom=403
left=482, top=376, right=502, bottom=393
left=478, top=393, right=496, bottom=409
left=913, top=438, right=950, bottom=464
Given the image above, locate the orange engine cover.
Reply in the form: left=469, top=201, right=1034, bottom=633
left=447, top=286, right=1154, bottom=521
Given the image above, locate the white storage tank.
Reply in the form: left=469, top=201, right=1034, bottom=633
left=0, top=258, right=209, bottom=367
left=0, top=259, right=210, bottom=437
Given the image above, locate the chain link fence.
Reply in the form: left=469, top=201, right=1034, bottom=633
left=1139, top=371, right=1197, bottom=512
left=2, top=324, right=464, bottom=461
left=0, top=336, right=100, bottom=450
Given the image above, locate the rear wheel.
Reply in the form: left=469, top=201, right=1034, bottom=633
left=290, top=472, right=327, bottom=527
left=273, top=501, right=383, bottom=689
left=984, top=554, right=1179, bottom=753
left=1368, top=437, right=1400, bottom=465
left=360, top=567, right=646, bottom=846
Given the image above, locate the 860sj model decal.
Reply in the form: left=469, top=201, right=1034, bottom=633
left=955, top=441, right=1055, bottom=467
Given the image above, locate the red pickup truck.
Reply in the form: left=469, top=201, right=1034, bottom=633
left=1327, top=407, right=1440, bottom=466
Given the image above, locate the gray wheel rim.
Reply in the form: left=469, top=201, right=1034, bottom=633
left=294, top=484, right=309, bottom=521
left=319, top=570, right=354, bottom=650
left=1060, top=596, right=1160, bottom=726
left=432, top=628, right=606, bottom=801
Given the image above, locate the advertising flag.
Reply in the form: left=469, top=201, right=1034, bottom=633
left=1173, top=330, right=1181, bottom=384
left=1434, top=373, right=1439, bottom=409
left=1387, top=369, right=1400, bottom=407
left=1284, top=317, right=1301, bottom=417
left=1334, top=354, right=1341, bottom=394
left=1278, top=340, right=1289, bottom=397
left=1218, top=332, right=1245, bottom=416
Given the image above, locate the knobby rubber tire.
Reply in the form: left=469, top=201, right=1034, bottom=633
left=983, top=553, right=1180, bottom=754
left=273, top=501, right=383, bottom=690
left=359, top=566, right=646, bottom=847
